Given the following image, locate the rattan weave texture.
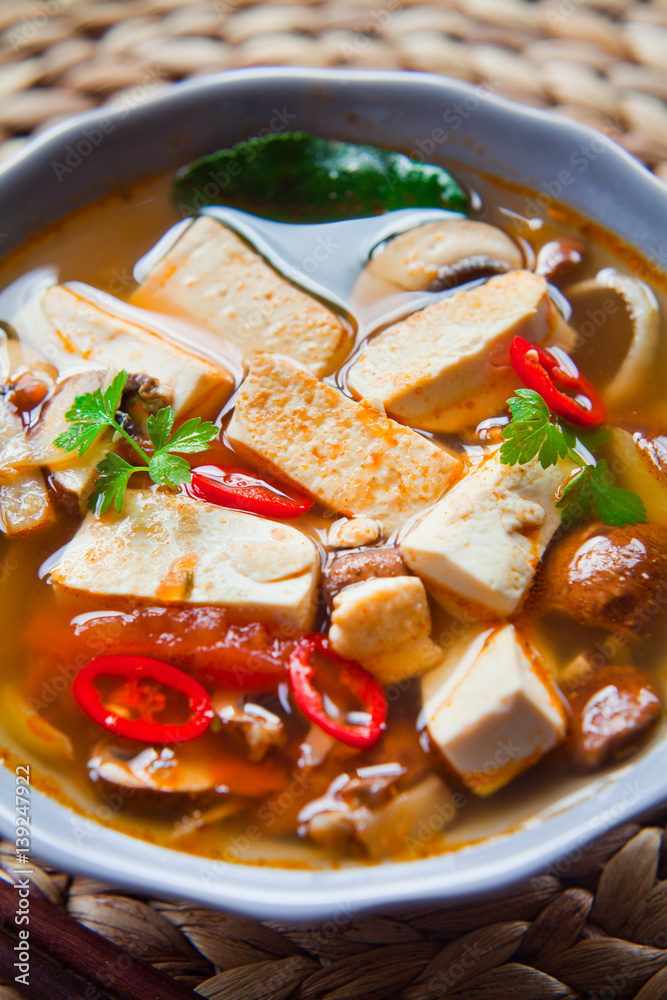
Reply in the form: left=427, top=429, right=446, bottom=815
left=5, top=820, right=667, bottom=999
left=0, top=0, right=666, bottom=181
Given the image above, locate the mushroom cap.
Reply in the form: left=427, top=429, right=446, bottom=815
left=367, top=219, right=524, bottom=292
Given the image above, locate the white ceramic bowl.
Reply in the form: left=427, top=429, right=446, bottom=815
left=1, top=68, right=666, bottom=921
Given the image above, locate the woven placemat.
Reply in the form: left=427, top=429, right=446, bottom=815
left=5, top=817, right=667, bottom=999
left=0, top=0, right=666, bottom=180
left=2, top=1, right=667, bottom=997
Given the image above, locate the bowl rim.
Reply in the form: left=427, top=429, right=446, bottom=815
left=1, top=66, right=666, bottom=921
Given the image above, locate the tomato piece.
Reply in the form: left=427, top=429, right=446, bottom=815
left=509, top=335, right=605, bottom=427
left=73, top=655, right=213, bottom=743
left=288, top=635, right=387, bottom=750
left=186, top=464, right=313, bottom=518
left=27, top=607, right=292, bottom=694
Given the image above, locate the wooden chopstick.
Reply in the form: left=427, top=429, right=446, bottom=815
left=0, top=924, right=95, bottom=1000
left=0, top=876, right=200, bottom=1000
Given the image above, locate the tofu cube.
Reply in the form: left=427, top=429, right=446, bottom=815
left=131, top=217, right=349, bottom=377
left=356, top=774, right=455, bottom=859
left=347, top=271, right=555, bottom=431
left=401, top=451, right=570, bottom=617
left=227, top=354, right=462, bottom=534
left=421, top=624, right=567, bottom=795
left=329, top=576, right=431, bottom=661
left=41, top=285, right=234, bottom=420
left=50, top=489, right=320, bottom=630
left=360, top=637, right=444, bottom=686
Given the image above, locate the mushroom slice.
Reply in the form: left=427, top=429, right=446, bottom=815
left=212, top=693, right=286, bottom=762
left=539, top=521, right=667, bottom=637
left=535, top=237, right=584, bottom=283
left=367, top=220, right=523, bottom=292
left=0, top=369, right=107, bottom=476
left=88, top=732, right=286, bottom=795
left=122, top=372, right=173, bottom=414
left=301, top=769, right=455, bottom=859
left=568, top=268, right=659, bottom=407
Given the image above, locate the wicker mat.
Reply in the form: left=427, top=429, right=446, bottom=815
left=0, top=0, right=666, bottom=179
left=5, top=818, right=667, bottom=999
left=2, top=1, right=667, bottom=998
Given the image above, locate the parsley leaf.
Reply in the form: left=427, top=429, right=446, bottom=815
left=556, top=462, right=647, bottom=528
left=146, top=406, right=174, bottom=452
left=555, top=467, right=593, bottom=526
left=164, top=416, right=219, bottom=453
left=499, top=390, right=569, bottom=468
left=55, top=369, right=219, bottom=515
left=90, top=453, right=137, bottom=515
left=501, top=389, right=647, bottom=529
left=588, top=460, right=647, bottom=526
left=148, top=452, right=192, bottom=490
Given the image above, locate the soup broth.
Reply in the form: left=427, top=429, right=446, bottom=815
left=1, top=161, right=667, bottom=869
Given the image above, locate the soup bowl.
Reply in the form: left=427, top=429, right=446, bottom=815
left=0, top=67, right=666, bottom=921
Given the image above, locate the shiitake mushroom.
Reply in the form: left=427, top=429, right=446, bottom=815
left=540, top=521, right=667, bottom=637
left=367, top=219, right=523, bottom=293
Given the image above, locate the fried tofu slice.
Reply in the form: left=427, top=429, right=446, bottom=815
left=347, top=270, right=555, bottom=431
left=227, top=354, right=462, bottom=534
left=41, top=285, right=233, bottom=420
left=421, top=624, right=567, bottom=795
left=50, top=489, right=320, bottom=630
left=400, top=451, right=570, bottom=618
left=131, top=217, right=349, bottom=377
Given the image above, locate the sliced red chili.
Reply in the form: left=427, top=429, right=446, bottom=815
left=73, top=655, right=213, bottom=744
left=509, top=335, right=605, bottom=427
left=288, top=635, right=387, bottom=750
left=186, top=464, right=313, bottom=519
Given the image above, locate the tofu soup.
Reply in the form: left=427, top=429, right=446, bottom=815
left=1, top=135, right=666, bottom=868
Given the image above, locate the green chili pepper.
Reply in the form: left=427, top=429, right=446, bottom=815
left=173, top=131, right=468, bottom=222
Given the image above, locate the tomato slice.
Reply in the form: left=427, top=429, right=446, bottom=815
left=186, top=464, right=313, bottom=518
left=73, top=655, right=213, bottom=743
left=27, top=608, right=291, bottom=694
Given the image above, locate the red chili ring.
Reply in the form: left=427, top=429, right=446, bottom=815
left=288, top=635, right=387, bottom=750
left=73, top=655, right=213, bottom=744
left=509, top=335, right=605, bottom=427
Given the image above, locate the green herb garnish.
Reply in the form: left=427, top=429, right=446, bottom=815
left=499, top=388, right=646, bottom=528
left=173, top=131, right=468, bottom=222
left=54, top=370, right=218, bottom=515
